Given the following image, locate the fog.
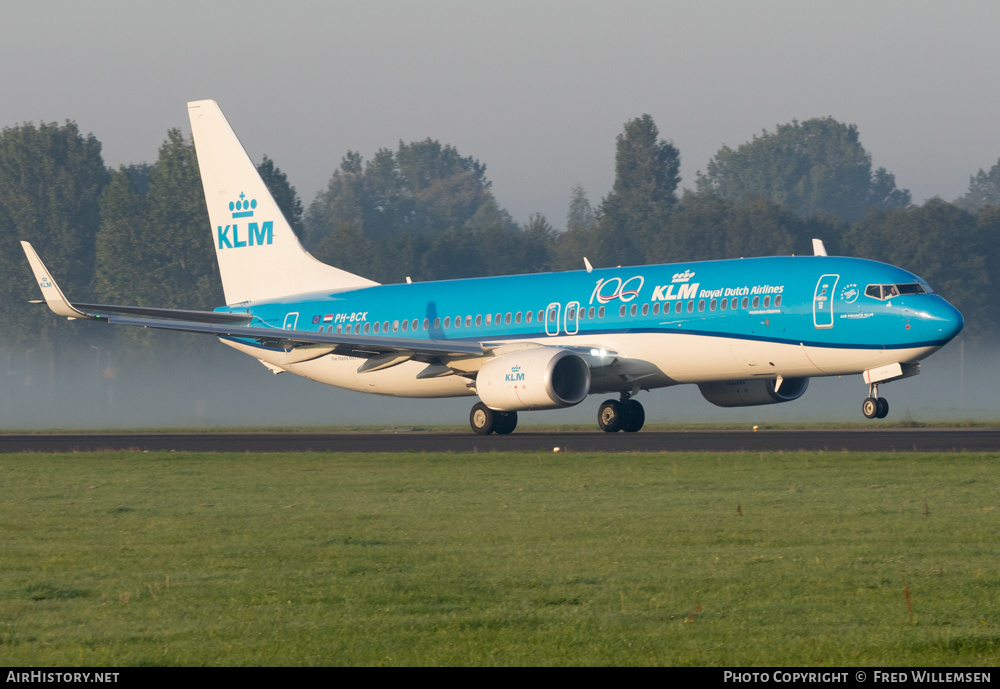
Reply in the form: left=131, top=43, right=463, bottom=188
left=2, top=335, right=993, bottom=431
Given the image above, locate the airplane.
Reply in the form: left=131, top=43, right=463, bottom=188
left=21, top=100, right=964, bottom=434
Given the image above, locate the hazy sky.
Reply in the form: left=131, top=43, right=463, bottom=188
left=3, top=0, right=999, bottom=229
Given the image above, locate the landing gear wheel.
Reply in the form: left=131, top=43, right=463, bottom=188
left=621, top=399, right=645, bottom=433
left=598, top=399, right=622, bottom=433
left=876, top=397, right=889, bottom=419
left=470, top=402, right=496, bottom=435
left=862, top=397, right=879, bottom=419
left=494, top=410, right=518, bottom=435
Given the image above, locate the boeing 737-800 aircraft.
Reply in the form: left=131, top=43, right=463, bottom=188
left=22, top=100, right=964, bottom=434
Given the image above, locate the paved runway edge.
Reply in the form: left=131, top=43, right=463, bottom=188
left=2, top=429, right=999, bottom=453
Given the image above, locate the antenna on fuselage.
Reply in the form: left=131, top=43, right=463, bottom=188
left=583, top=257, right=593, bottom=273
left=812, top=239, right=828, bottom=257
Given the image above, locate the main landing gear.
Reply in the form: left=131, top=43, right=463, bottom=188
left=470, top=401, right=518, bottom=435
left=598, top=394, right=645, bottom=433
left=862, top=382, right=889, bottom=420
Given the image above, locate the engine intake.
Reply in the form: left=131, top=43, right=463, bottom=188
left=698, top=377, right=809, bottom=407
left=477, top=348, right=591, bottom=411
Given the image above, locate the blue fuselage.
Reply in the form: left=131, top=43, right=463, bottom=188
left=221, top=255, right=963, bottom=355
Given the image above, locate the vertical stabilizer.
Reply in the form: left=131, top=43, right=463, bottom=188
left=187, top=100, right=378, bottom=305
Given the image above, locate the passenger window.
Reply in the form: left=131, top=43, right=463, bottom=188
left=630, top=304, right=637, bottom=316
left=475, top=315, right=482, bottom=326
left=641, top=304, right=649, bottom=316
left=496, top=313, right=503, bottom=325
left=698, top=300, right=705, bottom=312
left=465, top=315, right=471, bottom=327
left=774, top=295, right=781, bottom=307
left=652, top=303, right=659, bottom=315
left=454, top=316, right=461, bottom=329
left=687, top=301, right=694, bottom=313
left=336, top=324, right=343, bottom=333
left=402, top=319, right=408, bottom=331
left=515, top=311, right=522, bottom=324
left=383, top=321, right=389, bottom=332
left=374, top=321, right=381, bottom=333
left=710, top=299, right=717, bottom=311
left=752, top=297, right=759, bottom=308
left=619, top=305, right=627, bottom=317
left=720, top=299, right=727, bottom=311
left=423, top=318, right=430, bottom=330
left=504, top=312, right=512, bottom=324
left=741, top=297, right=749, bottom=309
left=444, top=317, right=451, bottom=328
left=588, top=307, right=595, bottom=319
left=364, top=323, right=371, bottom=334
left=412, top=319, right=418, bottom=330
left=525, top=311, right=532, bottom=323
left=763, top=296, right=770, bottom=308
left=598, top=306, right=605, bottom=318
left=675, top=301, right=682, bottom=314
left=393, top=320, right=399, bottom=332
left=433, top=317, right=441, bottom=329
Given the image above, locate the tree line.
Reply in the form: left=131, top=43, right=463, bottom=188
left=1, top=113, right=998, bottom=362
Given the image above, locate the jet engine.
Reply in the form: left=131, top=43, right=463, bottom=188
left=476, top=348, right=591, bottom=411
left=698, top=377, right=809, bottom=407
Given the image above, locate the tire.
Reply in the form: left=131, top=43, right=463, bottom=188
left=494, top=410, right=518, bottom=435
left=598, top=399, right=622, bottom=433
left=862, top=397, right=878, bottom=419
left=621, top=399, right=645, bottom=433
left=876, top=397, right=889, bottom=419
left=470, top=402, right=495, bottom=435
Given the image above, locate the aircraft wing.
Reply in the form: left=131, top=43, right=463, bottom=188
left=21, top=242, right=485, bottom=366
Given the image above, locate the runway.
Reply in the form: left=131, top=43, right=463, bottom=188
left=2, top=428, right=999, bottom=453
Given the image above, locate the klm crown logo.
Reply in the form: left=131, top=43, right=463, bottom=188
left=230, top=192, right=257, bottom=218
left=506, top=364, right=525, bottom=382
left=218, top=192, right=273, bottom=250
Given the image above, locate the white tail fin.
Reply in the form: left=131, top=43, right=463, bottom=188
left=187, top=100, right=377, bottom=305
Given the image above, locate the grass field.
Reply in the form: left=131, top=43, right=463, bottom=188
left=1, top=450, right=997, bottom=666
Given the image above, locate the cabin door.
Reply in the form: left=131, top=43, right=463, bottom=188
left=812, top=275, right=839, bottom=329
left=545, top=303, right=561, bottom=336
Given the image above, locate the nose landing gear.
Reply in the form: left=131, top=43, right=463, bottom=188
left=862, top=383, right=889, bottom=419
left=598, top=393, right=645, bottom=433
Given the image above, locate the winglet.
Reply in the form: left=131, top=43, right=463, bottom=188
left=20, top=241, right=93, bottom=320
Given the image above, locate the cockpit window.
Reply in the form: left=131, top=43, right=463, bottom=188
left=865, top=283, right=928, bottom=300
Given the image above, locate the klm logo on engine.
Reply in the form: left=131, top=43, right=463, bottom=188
left=506, top=365, right=525, bottom=382
left=217, top=192, right=273, bottom=249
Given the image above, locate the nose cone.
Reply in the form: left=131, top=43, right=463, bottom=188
left=930, top=297, right=964, bottom=343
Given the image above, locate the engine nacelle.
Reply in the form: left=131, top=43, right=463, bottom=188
left=698, top=377, right=809, bottom=407
left=476, top=348, right=591, bottom=411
